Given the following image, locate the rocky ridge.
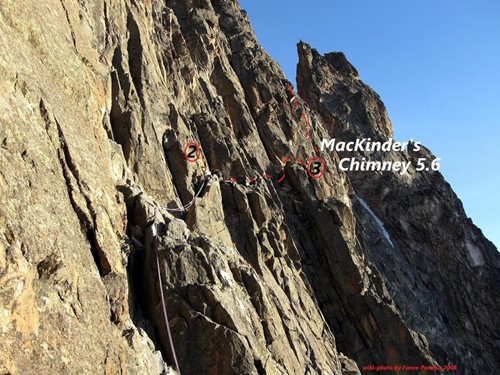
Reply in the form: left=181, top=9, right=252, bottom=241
left=297, top=43, right=500, bottom=374
left=0, top=1, right=498, bottom=374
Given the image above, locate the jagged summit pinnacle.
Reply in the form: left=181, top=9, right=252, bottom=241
left=298, top=41, right=394, bottom=140
left=298, top=41, right=359, bottom=78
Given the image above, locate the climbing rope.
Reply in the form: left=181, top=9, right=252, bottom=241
left=141, top=85, right=326, bottom=374
left=147, top=83, right=321, bottom=368
left=152, top=225, right=182, bottom=374
left=165, top=179, right=207, bottom=213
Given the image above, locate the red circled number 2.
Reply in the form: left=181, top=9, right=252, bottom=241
left=184, top=142, right=201, bottom=163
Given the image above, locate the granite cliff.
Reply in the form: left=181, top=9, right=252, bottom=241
left=0, top=1, right=498, bottom=374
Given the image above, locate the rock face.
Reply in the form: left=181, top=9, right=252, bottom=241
left=0, top=1, right=498, bottom=375
left=297, top=42, right=500, bottom=374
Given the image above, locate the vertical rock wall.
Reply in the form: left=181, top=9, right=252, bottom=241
left=0, top=1, right=498, bottom=374
left=297, top=42, right=500, bottom=374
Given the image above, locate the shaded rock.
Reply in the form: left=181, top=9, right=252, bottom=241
left=297, top=41, right=500, bottom=374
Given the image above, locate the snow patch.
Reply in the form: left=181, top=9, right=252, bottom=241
left=465, top=241, right=484, bottom=267
left=358, top=198, right=394, bottom=248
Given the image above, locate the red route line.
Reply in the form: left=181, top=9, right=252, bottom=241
left=219, top=84, right=323, bottom=184
left=301, top=112, right=309, bottom=126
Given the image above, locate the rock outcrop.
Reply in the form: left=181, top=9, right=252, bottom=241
left=0, top=1, right=498, bottom=375
left=297, top=42, right=500, bottom=374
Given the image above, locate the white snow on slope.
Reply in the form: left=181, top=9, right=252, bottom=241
left=358, top=197, right=395, bottom=248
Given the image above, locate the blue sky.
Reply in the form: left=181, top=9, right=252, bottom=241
left=239, top=0, right=500, bottom=249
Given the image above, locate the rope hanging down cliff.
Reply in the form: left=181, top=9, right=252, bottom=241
left=152, top=223, right=182, bottom=375
left=140, top=85, right=327, bottom=374
left=164, top=169, right=212, bottom=213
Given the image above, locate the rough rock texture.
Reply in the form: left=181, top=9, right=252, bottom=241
left=0, top=1, right=498, bottom=375
left=297, top=42, right=500, bottom=374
